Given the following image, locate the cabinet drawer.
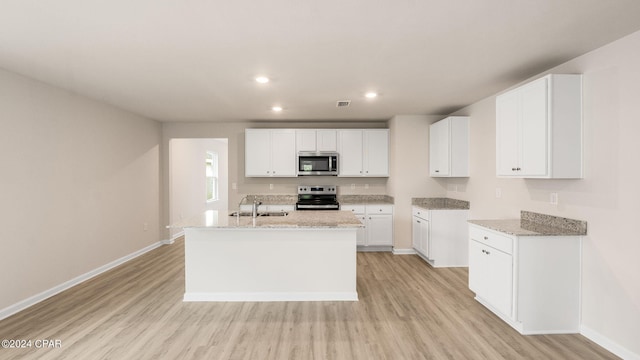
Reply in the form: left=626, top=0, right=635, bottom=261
left=366, top=204, right=393, bottom=215
left=469, top=225, right=513, bottom=254
left=341, top=204, right=365, bottom=214
left=412, top=206, right=428, bottom=219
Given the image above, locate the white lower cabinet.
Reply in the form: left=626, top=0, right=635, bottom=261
left=469, top=239, right=513, bottom=317
left=342, top=204, right=393, bottom=250
left=412, top=207, right=469, bottom=267
left=468, top=223, right=581, bottom=334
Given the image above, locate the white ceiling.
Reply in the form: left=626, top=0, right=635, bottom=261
left=2, top=0, right=640, bottom=122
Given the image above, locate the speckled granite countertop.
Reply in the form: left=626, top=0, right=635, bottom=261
left=243, top=195, right=297, bottom=205
left=338, top=195, right=394, bottom=204
left=469, top=211, right=587, bottom=236
left=242, top=194, right=394, bottom=205
left=168, top=210, right=364, bottom=229
left=412, top=197, right=470, bottom=210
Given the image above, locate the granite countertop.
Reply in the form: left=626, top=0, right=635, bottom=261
left=469, top=211, right=587, bottom=236
left=242, top=195, right=297, bottom=205
left=338, top=195, right=394, bottom=204
left=412, top=197, right=470, bottom=210
left=242, top=194, right=394, bottom=205
left=168, top=210, right=364, bottom=229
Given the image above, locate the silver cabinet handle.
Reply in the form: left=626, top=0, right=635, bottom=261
left=484, top=236, right=488, bottom=240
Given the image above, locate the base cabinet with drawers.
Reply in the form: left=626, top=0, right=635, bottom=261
left=412, top=207, right=469, bottom=267
left=341, top=204, right=393, bottom=250
left=468, top=223, right=581, bottom=334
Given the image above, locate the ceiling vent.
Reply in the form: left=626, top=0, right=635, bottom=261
left=336, top=100, right=351, bottom=107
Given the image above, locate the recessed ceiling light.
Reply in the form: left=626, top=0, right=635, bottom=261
left=255, top=76, right=270, bottom=84
left=272, top=106, right=283, bottom=112
left=365, top=92, right=378, bottom=99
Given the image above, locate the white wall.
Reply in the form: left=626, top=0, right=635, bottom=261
left=446, top=30, right=640, bottom=357
left=388, top=115, right=447, bottom=250
left=0, top=68, right=161, bottom=313
left=169, top=138, right=228, bottom=238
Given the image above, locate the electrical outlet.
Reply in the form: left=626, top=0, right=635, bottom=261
left=364, top=184, right=369, bottom=189
left=269, top=184, right=274, bottom=190
left=495, top=188, right=502, bottom=198
left=143, top=222, right=148, bottom=231
left=550, top=192, right=558, bottom=205
left=231, top=182, right=237, bottom=190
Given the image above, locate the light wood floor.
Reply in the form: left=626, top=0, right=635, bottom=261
left=0, top=238, right=618, bottom=360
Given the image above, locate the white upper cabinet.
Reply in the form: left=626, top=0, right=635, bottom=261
left=429, top=116, right=469, bottom=177
left=295, top=129, right=337, bottom=152
left=316, top=130, right=338, bottom=151
left=245, top=129, right=296, bottom=177
left=496, top=74, right=583, bottom=178
left=337, top=129, right=389, bottom=177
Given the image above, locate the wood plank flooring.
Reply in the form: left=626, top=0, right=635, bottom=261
left=0, top=238, right=618, bottom=360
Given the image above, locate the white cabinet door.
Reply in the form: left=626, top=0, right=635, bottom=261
left=270, top=130, right=296, bottom=176
left=245, top=130, right=271, bottom=176
left=246, top=129, right=295, bottom=177
left=519, top=77, right=548, bottom=176
left=296, top=130, right=317, bottom=152
left=316, top=130, right=337, bottom=151
left=485, top=246, right=513, bottom=317
left=496, top=91, right=520, bottom=176
left=496, top=74, right=582, bottom=178
left=420, top=219, right=430, bottom=258
left=355, top=215, right=366, bottom=246
left=338, top=130, right=364, bottom=176
left=429, top=119, right=450, bottom=176
left=469, top=239, right=513, bottom=317
left=468, top=240, right=485, bottom=294
left=364, top=129, right=389, bottom=177
left=366, top=214, right=393, bottom=246
left=412, top=217, right=421, bottom=251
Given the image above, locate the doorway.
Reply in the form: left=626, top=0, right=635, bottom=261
left=169, top=138, right=229, bottom=238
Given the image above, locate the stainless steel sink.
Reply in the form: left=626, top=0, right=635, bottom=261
left=229, top=211, right=288, bottom=217
left=260, top=212, right=288, bottom=217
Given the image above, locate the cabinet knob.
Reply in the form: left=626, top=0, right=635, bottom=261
left=511, top=167, right=517, bottom=171
left=486, top=250, right=491, bottom=255
left=417, top=220, right=421, bottom=223
left=483, top=236, right=488, bottom=240
left=516, top=167, right=521, bottom=171
left=435, top=170, right=439, bottom=173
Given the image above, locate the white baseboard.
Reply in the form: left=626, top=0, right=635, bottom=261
left=581, top=324, right=640, bottom=360
left=0, top=240, right=166, bottom=322
left=392, top=248, right=416, bottom=255
left=184, top=292, right=359, bottom=302
left=165, top=230, right=184, bottom=244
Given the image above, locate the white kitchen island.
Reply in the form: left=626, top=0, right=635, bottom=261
left=168, top=210, right=362, bottom=302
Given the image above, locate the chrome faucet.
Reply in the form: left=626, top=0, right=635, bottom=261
left=237, top=195, right=248, bottom=218
left=251, top=196, right=262, bottom=218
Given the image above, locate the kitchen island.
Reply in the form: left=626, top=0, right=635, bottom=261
left=168, top=210, right=363, bottom=302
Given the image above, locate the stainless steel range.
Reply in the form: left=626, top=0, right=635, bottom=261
left=295, top=185, right=339, bottom=210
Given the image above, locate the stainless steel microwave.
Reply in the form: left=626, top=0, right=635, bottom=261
left=297, top=152, right=338, bottom=176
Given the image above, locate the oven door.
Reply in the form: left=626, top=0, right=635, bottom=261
left=297, top=152, right=338, bottom=176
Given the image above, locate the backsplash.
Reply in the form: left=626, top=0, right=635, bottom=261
left=521, top=211, right=587, bottom=235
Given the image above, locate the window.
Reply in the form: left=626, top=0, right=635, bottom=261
left=206, top=152, right=218, bottom=202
